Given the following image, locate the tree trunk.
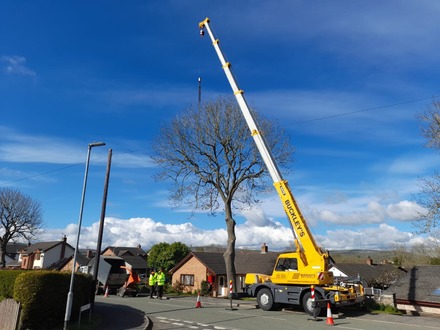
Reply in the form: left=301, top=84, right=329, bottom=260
left=223, top=202, right=237, bottom=295
left=0, top=248, right=5, bottom=268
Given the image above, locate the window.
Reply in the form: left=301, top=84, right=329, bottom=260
left=237, top=275, right=245, bottom=291
left=275, top=258, right=298, bottom=271
left=180, top=274, right=194, bottom=286
left=219, top=276, right=226, bottom=287
left=431, top=288, right=440, bottom=296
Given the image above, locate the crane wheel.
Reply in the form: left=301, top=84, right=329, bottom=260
left=302, top=291, right=323, bottom=316
left=257, top=288, right=275, bottom=311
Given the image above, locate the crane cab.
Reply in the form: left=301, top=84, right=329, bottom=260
left=270, top=252, right=334, bottom=286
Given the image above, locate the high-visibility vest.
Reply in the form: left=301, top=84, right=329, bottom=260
left=148, top=273, right=157, bottom=286
left=157, top=272, right=165, bottom=286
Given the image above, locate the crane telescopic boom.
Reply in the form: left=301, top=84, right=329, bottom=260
left=199, top=17, right=324, bottom=268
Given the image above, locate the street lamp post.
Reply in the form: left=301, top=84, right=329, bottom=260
left=64, top=141, right=105, bottom=330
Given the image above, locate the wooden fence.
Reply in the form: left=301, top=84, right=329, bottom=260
left=0, top=299, right=21, bottom=330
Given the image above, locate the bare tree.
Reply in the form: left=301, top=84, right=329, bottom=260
left=0, top=188, right=44, bottom=267
left=152, top=96, right=293, bottom=289
left=416, top=100, right=440, bottom=233
left=416, top=174, right=440, bottom=233
left=419, top=100, right=440, bottom=150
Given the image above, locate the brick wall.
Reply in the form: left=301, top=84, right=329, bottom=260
left=102, top=249, right=115, bottom=256
left=171, top=256, right=207, bottom=293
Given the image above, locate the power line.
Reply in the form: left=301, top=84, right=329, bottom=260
left=0, top=148, right=148, bottom=188
left=1, top=94, right=439, bottom=187
left=0, top=163, right=83, bottom=187
left=291, top=94, right=440, bottom=125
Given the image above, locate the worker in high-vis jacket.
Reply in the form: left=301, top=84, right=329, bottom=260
left=156, top=268, right=166, bottom=300
left=148, top=271, right=157, bottom=298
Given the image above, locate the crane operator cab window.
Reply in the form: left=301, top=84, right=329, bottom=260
left=275, top=258, right=298, bottom=271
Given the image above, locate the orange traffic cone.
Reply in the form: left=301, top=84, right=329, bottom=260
left=326, top=302, right=334, bottom=326
left=104, top=286, right=109, bottom=298
left=195, top=293, right=202, bottom=308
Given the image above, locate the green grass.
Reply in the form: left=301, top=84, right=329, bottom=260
left=367, top=301, right=402, bottom=315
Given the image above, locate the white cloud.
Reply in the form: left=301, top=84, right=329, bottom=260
left=386, top=200, right=426, bottom=221
left=249, top=179, right=425, bottom=228
left=112, top=151, right=154, bottom=168
left=37, top=215, right=426, bottom=252
left=0, top=126, right=154, bottom=168
left=240, top=208, right=276, bottom=227
left=319, top=223, right=414, bottom=250
left=1, top=55, right=36, bottom=77
left=304, top=198, right=425, bottom=226
left=386, top=153, right=440, bottom=175
left=251, top=2, right=440, bottom=65
left=0, top=126, right=88, bottom=164
left=38, top=216, right=289, bottom=251
left=42, top=217, right=228, bottom=251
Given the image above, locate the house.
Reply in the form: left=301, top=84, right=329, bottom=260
left=169, top=248, right=279, bottom=297
left=330, top=262, right=405, bottom=290
left=18, top=236, right=74, bottom=270
left=58, top=252, right=91, bottom=272
left=4, top=243, right=27, bottom=267
left=101, top=245, right=148, bottom=275
left=385, top=265, right=440, bottom=315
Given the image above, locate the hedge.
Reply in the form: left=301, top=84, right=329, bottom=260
left=14, top=271, right=92, bottom=330
left=0, top=270, right=27, bottom=299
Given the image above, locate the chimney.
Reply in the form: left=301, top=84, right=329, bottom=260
left=86, top=250, right=93, bottom=258
left=60, top=235, right=67, bottom=259
left=260, top=243, right=268, bottom=254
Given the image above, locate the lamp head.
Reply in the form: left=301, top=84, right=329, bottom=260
left=89, top=142, right=106, bottom=148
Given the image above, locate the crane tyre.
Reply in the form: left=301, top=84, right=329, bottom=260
left=257, top=288, right=275, bottom=311
left=302, top=291, right=323, bottom=316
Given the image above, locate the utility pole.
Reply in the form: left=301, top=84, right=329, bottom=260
left=89, top=148, right=112, bottom=321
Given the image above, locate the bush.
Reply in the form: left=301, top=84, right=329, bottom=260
left=170, top=280, right=184, bottom=294
left=14, top=271, right=92, bottom=330
left=430, top=257, right=440, bottom=265
left=366, top=299, right=401, bottom=315
left=136, top=283, right=149, bottom=293
left=382, top=304, right=401, bottom=314
left=200, top=280, right=211, bottom=296
left=0, top=270, right=27, bottom=299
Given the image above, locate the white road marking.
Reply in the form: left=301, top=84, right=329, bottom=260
left=352, top=317, right=440, bottom=329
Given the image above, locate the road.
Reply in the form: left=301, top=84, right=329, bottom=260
left=93, top=295, right=440, bottom=330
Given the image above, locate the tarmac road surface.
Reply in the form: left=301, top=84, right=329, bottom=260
left=92, top=294, right=440, bottom=330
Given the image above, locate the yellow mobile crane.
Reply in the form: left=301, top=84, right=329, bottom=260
left=199, top=18, right=365, bottom=315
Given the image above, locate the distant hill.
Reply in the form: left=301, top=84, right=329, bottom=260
left=330, top=249, right=393, bottom=264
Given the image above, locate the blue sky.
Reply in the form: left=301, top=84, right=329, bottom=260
left=1, top=1, right=439, bottom=252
